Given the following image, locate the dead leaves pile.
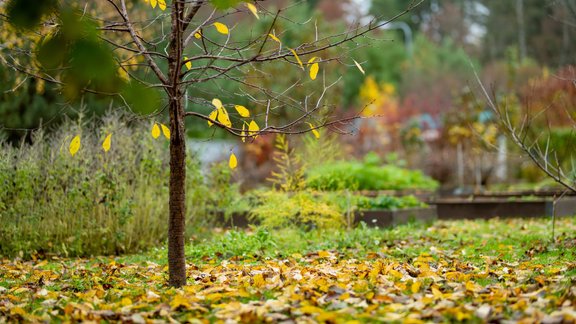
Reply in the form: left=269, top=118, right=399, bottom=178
left=1, top=222, right=576, bottom=322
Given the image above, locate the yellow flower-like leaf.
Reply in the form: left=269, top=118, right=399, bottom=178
left=353, top=59, right=365, bottom=75
left=307, top=123, right=320, bottom=139
left=102, top=133, right=112, bottom=152
left=234, top=105, right=250, bottom=118
left=229, top=152, right=238, bottom=169
left=160, top=123, right=170, bottom=139
left=246, top=3, right=259, bottom=19
left=241, top=124, right=246, bottom=142
left=151, top=123, right=161, bottom=139
left=217, top=107, right=232, bottom=128
left=289, top=48, right=304, bottom=70
left=184, top=57, right=191, bottom=70
left=268, top=33, right=281, bottom=44
left=212, top=98, right=223, bottom=109
left=150, top=0, right=157, bottom=8
left=69, top=135, right=81, bottom=157
left=309, top=62, right=319, bottom=80
left=208, top=109, right=218, bottom=127
left=213, top=22, right=229, bottom=35
left=194, top=31, right=202, bottom=39
left=158, top=0, right=166, bottom=10
left=248, top=120, right=259, bottom=138
left=307, top=57, right=319, bottom=65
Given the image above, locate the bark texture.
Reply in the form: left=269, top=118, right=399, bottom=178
left=167, top=0, right=187, bottom=288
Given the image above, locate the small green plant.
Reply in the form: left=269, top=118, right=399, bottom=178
left=306, top=153, right=439, bottom=191
left=248, top=190, right=346, bottom=230
left=267, top=134, right=306, bottom=192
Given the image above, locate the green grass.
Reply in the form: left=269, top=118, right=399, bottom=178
left=1, top=217, right=575, bottom=323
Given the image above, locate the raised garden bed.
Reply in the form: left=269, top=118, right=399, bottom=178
left=215, top=206, right=438, bottom=228
left=354, top=207, right=437, bottom=228
left=432, top=196, right=576, bottom=220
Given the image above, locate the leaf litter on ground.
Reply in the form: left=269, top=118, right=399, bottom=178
left=1, top=217, right=575, bottom=323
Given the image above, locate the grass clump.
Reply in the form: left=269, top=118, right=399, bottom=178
left=0, top=114, right=218, bottom=258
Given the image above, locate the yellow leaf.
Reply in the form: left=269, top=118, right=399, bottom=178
left=245, top=3, right=259, bottom=19
left=208, top=109, right=218, bottom=127
left=194, top=31, right=202, bottom=39
left=170, top=294, right=192, bottom=310
left=248, top=120, right=259, bottom=138
left=118, top=67, right=129, bottom=82
left=120, top=297, right=132, bottom=306
left=309, top=62, right=319, bottom=80
left=241, top=124, right=246, bottom=142
left=289, top=48, right=304, bottom=70
left=229, top=152, right=238, bottom=169
left=432, top=287, right=443, bottom=299
left=10, top=307, right=26, bottom=316
left=160, top=123, right=170, bottom=139
left=389, top=269, right=403, bottom=280
left=102, top=133, right=112, bottom=152
left=213, top=22, right=229, bottom=35
left=411, top=280, right=421, bottom=293
left=69, top=135, right=81, bottom=157
left=158, top=0, right=166, bottom=10
left=307, top=123, right=320, bottom=139
left=353, top=59, right=365, bottom=75
left=217, top=107, right=232, bottom=128
left=212, top=98, right=223, bottom=109
left=318, top=250, right=330, bottom=258
left=300, top=305, right=323, bottom=314
left=234, top=105, right=250, bottom=118
left=253, top=273, right=265, bottom=287
left=184, top=56, right=191, bottom=70
left=268, top=33, right=281, bottom=44
left=307, top=56, right=318, bottom=65
left=151, top=123, right=161, bottom=139
left=150, top=0, right=157, bottom=8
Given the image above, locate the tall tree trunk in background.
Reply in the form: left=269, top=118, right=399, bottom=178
left=167, top=0, right=187, bottom=288
left=516, top=0, right=526, bottom=61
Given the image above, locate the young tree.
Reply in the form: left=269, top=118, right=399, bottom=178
left=1, top=0, right=422, bottom=287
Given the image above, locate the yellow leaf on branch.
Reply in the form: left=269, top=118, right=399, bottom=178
left=234, top=105, right=250, bottom=118
left=309, top=62, right=319, bottom=80
left=150, top=0, right=157, bottom=8
left=307, top=122, right=320, bottom=139
left=212, top=98, right=223, bottom=109
left=246, top=3, right=259, bottom=19
left=102, top=133, right=112, bottom=152
left=208, top=110, right=218, bottom=127
left=353, top=59, right=365, bottom=75
left=194, top=31, right=202, bottom=39
left=151, top=123, right=161, bottom=139
left=268, top=33, right=281, bottom=44
left=184, top=57, right=191, bottom=70
left=213, top=22, right=229, bottom=35
left=241, top=123, right=246, bottom=142
left=158, top=0, right=166, bottom=10
left=160, top=123, right=170, bottom=139
left=289, top=48, right=304, bottom=70
left=217, top=107, right=232, bottom=128
left=69, top=135, right=81, bottom=157
left=248, top=120, right=259, bottom=138
left=229, top=152, right=238, bottom=169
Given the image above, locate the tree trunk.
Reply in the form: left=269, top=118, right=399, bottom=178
left=168, top=98, right=187, bottom=287
left=167, top=0, right=186, bottom=288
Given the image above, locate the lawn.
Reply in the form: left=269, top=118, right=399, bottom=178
left=1, top=217, right=575, bottom=323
